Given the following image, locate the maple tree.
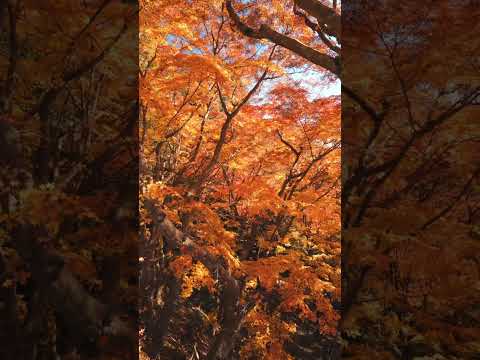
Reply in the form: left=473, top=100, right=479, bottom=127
left=340, top=1, right=480, bottom=358
left=140, top=0, right=340, bottom=359
left=0, top=1, right=138, bottom=359
left=1, top=1, right=476, bottom=359
left=224, top=0, right=480, bottom=358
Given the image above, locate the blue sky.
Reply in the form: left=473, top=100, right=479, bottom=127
left=290, top=70, right=340, bottom=99
left=253, top=65, right=340, bottom=106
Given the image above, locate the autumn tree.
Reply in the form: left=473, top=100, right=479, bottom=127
left=340, top=2, right=480, bottom=358
left=226, top=0, right=480, bottom=358
left=0, top=1, right=138, bottom=359
left=140, top=0, right=340, bottom=359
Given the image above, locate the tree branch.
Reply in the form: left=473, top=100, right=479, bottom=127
left=144, top=200, right=243, bottom=360
left=293, top=0, right=340, bottom=39
left=276, top=129, right=301, bottom=156
left=226, top=0, right=339, bottom=75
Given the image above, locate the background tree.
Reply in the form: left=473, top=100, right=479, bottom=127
left=0, top=1, right=138, bottom=358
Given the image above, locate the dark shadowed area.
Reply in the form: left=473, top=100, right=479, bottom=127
left=0, top=1, right=139, bottom=359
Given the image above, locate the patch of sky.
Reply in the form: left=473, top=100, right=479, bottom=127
left=252, top=64, right=340, bottom=106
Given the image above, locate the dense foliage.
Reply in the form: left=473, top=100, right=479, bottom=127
left=140, top=0, right=480, bottom=359
left=2, top=0, right=478, bottom=359
left=342, top=1, right=480, bottom=358
left=140, top=1, right=341, bottom=359
left=0, top=1, right=138, bottom=359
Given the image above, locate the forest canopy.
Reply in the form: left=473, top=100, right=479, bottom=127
left=140, top=0, right=341, bottom=359
left=1, top=0, right=478, bottom=359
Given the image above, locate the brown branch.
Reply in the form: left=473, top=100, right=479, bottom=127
left=25, top=19, right=129, bottom=123
left=58, top=101, right=139, bottom=192
left=293, top=4, right=340, bottom=54
left=293, top=0, right=340, bottom=39
left=33, top=23, right=131, bottom=185
left=194, top=57, right=272, bottom=192
left=144, top=200, right=243, bottom=360
left=342, top=84, right=384, bottom=124
left=343, top=86, right=480, bottom=226
left=276, top=129, right=301, bottom=156
left=142, top=273, right=180, bottom=356
left=226, top=0, right=339, bottom=75
left=166, top=79, right=205, bottom=129
left=286, top=142, right=340, bottom=200
left=421, top=166, right=480, bottom=230
left=164, top=104, right=202, bottom=139
left=276, top=129, right=304, bottom=197
left=229, top=46, right=275, bottom=118
left=72, top=0, right=112, bottom=45
left=216, top=82, right=231, bottom=116
left=206, top=273, right=242, bottom=360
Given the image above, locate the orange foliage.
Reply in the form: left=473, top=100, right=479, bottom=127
left=140, top=0, right=340, bottom=358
